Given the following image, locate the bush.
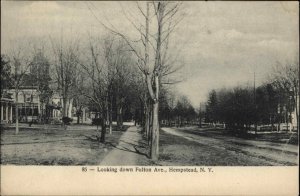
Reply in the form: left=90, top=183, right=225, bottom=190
left=92, top=118, right=102, bottom=126
left=62, top=117, right=73, bottom=125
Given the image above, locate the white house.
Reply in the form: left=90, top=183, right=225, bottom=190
left=0, top=97, right=14, bottom=124
left=7, top=86, right=40, bottom=122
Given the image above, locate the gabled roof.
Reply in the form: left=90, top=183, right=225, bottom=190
left=1, top=91, right=13, bottom=100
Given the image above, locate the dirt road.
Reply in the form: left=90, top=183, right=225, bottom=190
left=161, top=127, right=298, bottom=166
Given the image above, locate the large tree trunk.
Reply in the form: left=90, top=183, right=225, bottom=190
left=120, top=107, right=123, bottom=126
left=109, top=114, right=112, bottom=134
left=144, top=111, right=148, bottom=134
left=77, top=113, right=80, bottom=124
left=296, top=99, right=299, bottom=132
left=294, top=88, right=299, bottom=132
left=117, top=105, right=123, bottom=128
left=144, top=2, right=150, bottom=143
left=68, top=98, right=73, bottom=118
left=148, top=103, right=153, bottom=145
left=116, top=94, right=123, bottom=129
left=109, top=98, right=113, bottom=134
left=271, top=114, right=274, bottom=132
left=77, top=106, right=81, bottom=124
left=140, top=100, right=145, bottom=128
left=150, top=74, right=160, bottom=160
left=149, top=2, right=165, bottom=160
left=145, top=103, right=151, bottom=145
left=151, top=100, right=159, bottom=160
left=145, top=104, right=149, bottom=136
left=24, top=96, right=28, bottom=123
left=277, top=103, right=282, bottom=132
left=100, top=116, right=106, bottom=143
left=15, top=90, right=19, bottom=135
left=62, top=97, right=68, bottom=117
left=106, top=91, right=113, bottom=134
left=285, top=108, right=289, bottom=131
left=144, top=100, right=149, bottom=129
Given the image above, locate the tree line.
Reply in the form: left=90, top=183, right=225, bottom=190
left=204, top=61, right=299, bottom=132
left=159, top=91, right=197, bottom=127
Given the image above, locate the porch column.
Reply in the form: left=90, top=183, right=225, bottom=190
left=37, top=94, right=41, bottom=115
left=6, top=102, right=9, bottom=122
left=10, top=103, right=13, bottom=121
left=1, top=103, right=3, bottom=121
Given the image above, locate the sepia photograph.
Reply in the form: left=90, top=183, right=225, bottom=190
left=0, top=0, right=299, bottom=195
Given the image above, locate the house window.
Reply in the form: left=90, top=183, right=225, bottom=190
left=25, top=95, right=33, bottom=103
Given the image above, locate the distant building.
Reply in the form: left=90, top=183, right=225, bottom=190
left=48, top=93, right=63, bottom=120
left=291, top=94, right=299, bottom=130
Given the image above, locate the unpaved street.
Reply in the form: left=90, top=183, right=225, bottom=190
left=161, top=127, right=298, bottom=166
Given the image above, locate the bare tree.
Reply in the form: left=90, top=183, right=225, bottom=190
left=270, top=61, right=299, bottom=131
left=73, top=72, right=89, bottom=124
left=8, top=45, right=33, bottom=134
left=103, top=37, right=136, bottom=130
left=79, top=35, right=135, bottom=141
left=50, top=36, right=81, bottom=120
left=29, top=48, right=52, bottom=123
left=124, top=1, right=184, bottom=160
left=78, top=35, right=108, bottom=142
left=86, top=1, right=183, bottom=160
left=141, top=2, right=183, bottom=160
left=1, top=55, right=12, bottom=97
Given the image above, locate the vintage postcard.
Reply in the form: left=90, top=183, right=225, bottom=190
left=1, top=1, right=299, bottom=195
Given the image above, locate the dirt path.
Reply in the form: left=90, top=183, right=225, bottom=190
left=162, top=127, right=298, bottom=165
left=100, top=126, right=148, bottom=165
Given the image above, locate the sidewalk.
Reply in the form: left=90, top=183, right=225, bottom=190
left=100, top=126, right=149, bottom=165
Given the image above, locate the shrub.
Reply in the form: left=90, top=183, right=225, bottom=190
left=62, top=117, right=73, bottom=125
left=92, top=118, right=102, bottom=126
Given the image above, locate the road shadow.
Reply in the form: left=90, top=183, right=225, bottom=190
left=106, top=141, right=149, bottom=158
left=119, top=140, right=147, bottom=149
left=84, top=135, right=100, bottom=142
left=120, top=138, right=148, bottom=147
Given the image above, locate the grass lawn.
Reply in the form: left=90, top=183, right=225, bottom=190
left=1, top=125, right=128, bottom=165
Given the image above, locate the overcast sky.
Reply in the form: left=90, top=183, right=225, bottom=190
left=1, top=1, right=299, bottom=107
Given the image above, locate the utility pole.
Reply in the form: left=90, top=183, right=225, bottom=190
left=254, top=71, right=257, bottom=135
left=199, top=102, right=202, bottom=128
left=15, top=60, right=19, bottom=135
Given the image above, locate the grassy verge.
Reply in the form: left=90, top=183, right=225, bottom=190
left=1, top=125, right=129, bottom=165
left=175, top=126, right=299, bottom=145
left=156, top=129, right=280, bottom=166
